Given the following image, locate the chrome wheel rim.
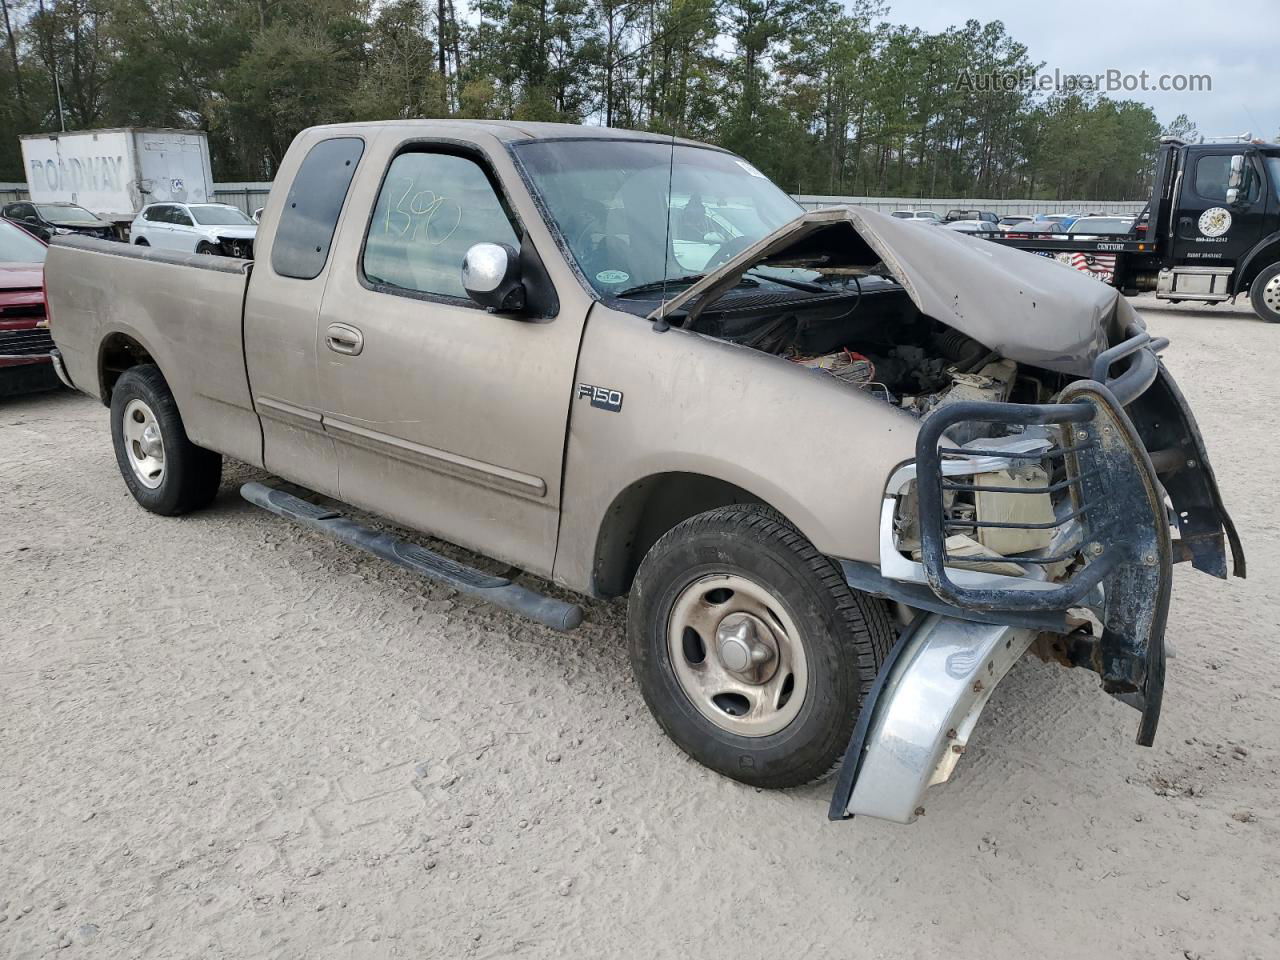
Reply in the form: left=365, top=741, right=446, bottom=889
left=122, top=398, right=166, bottom=489
left=1264, top=274, right=1280, bottom=313
left=667, top=573, right=808, bottom=737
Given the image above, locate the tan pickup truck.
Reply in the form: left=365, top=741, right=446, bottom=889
left=45, top=120, right=1244, bottom=824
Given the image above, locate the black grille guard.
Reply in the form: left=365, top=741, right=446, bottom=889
left=910, top=329, right=1172, bottom=743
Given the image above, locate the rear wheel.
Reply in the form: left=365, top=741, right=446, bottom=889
left=109, top=365, right=222, bottom=515
left=134, top=237, right=149, bottom=246
left=628, top=505, right=894, bottom=788
left=1248, top=263, right=1280, bottom=323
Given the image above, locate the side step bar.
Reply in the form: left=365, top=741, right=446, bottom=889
left=240, top=482, right=584, bottom=632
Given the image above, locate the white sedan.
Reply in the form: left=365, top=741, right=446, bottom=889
left=130, top=202, right=257, bottom=259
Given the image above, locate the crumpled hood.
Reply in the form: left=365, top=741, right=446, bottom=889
left=652, top=206, right=1142, bottom=376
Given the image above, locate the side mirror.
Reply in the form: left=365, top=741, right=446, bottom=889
left=1227, top=154, right=1245, bottom=190
left=461, top=242, right=525, bottom=312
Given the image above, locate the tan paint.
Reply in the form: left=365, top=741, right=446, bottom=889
left=48, top=119, right=926, bottom=598
left=44, top=241, right=260, bottom=465
left=551, top=305, right=920, bottom=592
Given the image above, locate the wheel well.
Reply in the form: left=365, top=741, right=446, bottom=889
left=1237, top=241, right=1280, bottom=293
left=98, top=333, right=155, bottom=404
left=592, top=472, right=768, bottom=598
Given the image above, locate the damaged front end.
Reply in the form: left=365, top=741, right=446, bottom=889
left=651, top=207, right=1244, bottom=824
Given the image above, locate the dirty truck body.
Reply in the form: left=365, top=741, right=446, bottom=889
left=45, top=121, right=1243, bottom=824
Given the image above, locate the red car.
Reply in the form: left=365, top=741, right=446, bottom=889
left=0, top=218, right=58, bottom=397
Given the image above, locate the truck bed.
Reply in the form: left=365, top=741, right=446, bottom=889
left=44, top=236, right=262, bottom=464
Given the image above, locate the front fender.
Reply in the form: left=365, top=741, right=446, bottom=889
left=1231, top=230, right=1280, bottom=295
left=552, top=304, right=919, bottom=594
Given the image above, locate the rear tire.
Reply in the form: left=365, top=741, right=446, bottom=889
left=628, top=505, right=894, bottom=788
left=109, top=365, right=222, bottom=515
left=134, top=237, right=149, bottom=246
left=1248, top=263, right=1280, bottom=323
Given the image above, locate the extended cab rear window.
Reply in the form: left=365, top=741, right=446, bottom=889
left=271, top=137, right=365, bottom=280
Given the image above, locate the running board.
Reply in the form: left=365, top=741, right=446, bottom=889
left=240, top=482, right=584, bottom=632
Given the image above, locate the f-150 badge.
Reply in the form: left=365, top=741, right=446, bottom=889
left=1199, top=207, right=1232, bottom=238
left=577, top=383, right=623, bottom=412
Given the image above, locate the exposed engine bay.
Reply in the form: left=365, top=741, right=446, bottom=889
left=686, top=275, right=1058, bottom=425
left=684, top=275, right=1075, bottom=578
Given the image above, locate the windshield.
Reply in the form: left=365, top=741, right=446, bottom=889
left=0, top=219, right=46, bottom=262
left=37, top=204, right=99, bottom=223
left=512, top=139, right=802, bottom=296
left=188, top=205, right=253, bottom=226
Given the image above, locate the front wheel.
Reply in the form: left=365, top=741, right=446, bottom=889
left=1248, top=263, right=1280, bottom=323
left=196, top=242, right=218, bottom=256
left=628, top=505, right=894, bottom=788
left=110, top=365, right=222, bottom=515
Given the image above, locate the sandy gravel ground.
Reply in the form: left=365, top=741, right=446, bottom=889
left=1, top=294, right=1277, bottom=959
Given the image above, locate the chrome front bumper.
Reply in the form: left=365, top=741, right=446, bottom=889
left=50, top=347, right=75, bottom=388
left=829, top=613, right=1035, bottom=823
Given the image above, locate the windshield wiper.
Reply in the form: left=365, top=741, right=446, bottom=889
left=614, top=274, right=708, bottom=297
left=745, top=270, right=826, bottom=293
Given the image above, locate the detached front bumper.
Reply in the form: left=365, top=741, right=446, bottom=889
left=831, top=614, right=1035, bottom=823
left=830, top=329, right=1243, bottom=823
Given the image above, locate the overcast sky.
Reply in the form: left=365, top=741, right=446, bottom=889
left=886, top=0, right=1276, bottom=140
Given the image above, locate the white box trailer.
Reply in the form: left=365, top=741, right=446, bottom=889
left=19, top=127, right=214, bottom=225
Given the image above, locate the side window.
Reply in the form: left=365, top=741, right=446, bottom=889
left=272, top=136, right=365, bottom=281
left=363, top=151, right=519, bottom=301
left=142, top=206, right=160, bottom=222
left=171, top=207, right=193, bottom=227
left=1194, top=155, right=1232, bottom=202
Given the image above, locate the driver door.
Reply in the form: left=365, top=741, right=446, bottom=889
left=313, top=136, right=590, bottom=576
left=1171, top=150, right=1266, bottom=270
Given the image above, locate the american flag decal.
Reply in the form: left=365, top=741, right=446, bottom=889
left=1056, top=251, right=1116, bottom=284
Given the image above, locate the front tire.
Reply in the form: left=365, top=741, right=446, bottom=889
left=628, top=505, right=894, bottom=788
left=110, top=365, right=222, bottom=515
left=196, top=241, right=218, bottom=256
left=1248, top=263, right=1280, bottom=323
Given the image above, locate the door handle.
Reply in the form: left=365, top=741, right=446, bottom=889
left=325, top=322, right=364, bottom=356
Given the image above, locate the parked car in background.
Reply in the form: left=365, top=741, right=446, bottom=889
left=1, top=201, right=116, bottom=242
left=997, top=215, right=1032, bottom=231
left=943, top=208, right=998, bottom=224
left=130, top=202, right=257, bottom=258
left=1067, top=216, right=1136, bottom=236
left=0, top=218, right=56, bottom=397
left=890, top=210, right=942, bottom=223
left=943, top=218, right=999, bottom=235
left=1032, top=213, right=1081, bottom=230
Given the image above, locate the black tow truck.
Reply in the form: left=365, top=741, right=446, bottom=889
left=989, top=136, right=1280, bottom=323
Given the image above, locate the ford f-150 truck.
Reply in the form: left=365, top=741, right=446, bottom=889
left=44, top=121, right=1244, bottom=824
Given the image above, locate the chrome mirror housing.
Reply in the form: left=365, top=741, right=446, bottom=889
left=461, top=242, right=525, bottom=312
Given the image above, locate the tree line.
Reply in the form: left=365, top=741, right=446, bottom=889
left=0, top=0, right=1189, bottom=201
